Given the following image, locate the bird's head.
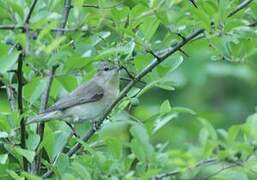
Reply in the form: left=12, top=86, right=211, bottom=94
left=95, top=61, right=119, bottom=86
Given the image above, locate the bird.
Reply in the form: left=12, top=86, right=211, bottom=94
left=27, top=61, right=120, bottom=131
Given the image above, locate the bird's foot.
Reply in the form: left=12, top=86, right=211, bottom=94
left=92, top=121, right=100, bottom=131
left=65, top=122, right=80, bottom=138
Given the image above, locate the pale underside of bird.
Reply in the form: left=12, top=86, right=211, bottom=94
left=27, top=62, right=120, bottom=125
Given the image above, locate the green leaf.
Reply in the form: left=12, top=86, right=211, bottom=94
left=21, top=172, right=42, bottom=180
left=0, top=131, right=8, bottom=138
left=134, top=54, right=153, bottom=72
left=24, top=78, right=46, bottom=104
left=160, top=100, right=172, bottom=116
left=0, top=49, right=19, bottom=74
left=105, top=137, right=123, bottom=158
left=44, top=36, right=66, bottom=54
left=199, top=118, right=217, bottom=140
left=56, top=153, right=70, bottom=175
left=7, top=170, right=22, bottom=180
left=171, top=107, right=196, bottom=115
left=130, top=123, right=155, bottom=162
left=14, top=147, right=35, bottom=163
left=57, top=75, right=78, bottom=92
left=153, top=113, right=178, bottom=134
left=43, top=125, right=70, bottom=161
left=140, top=16, right=160, bottom=41
left=71, top=162, right=92, bottom=179
left=0, top=154, right=8, bottom=164
left=26, top=134, right=40, bottom=151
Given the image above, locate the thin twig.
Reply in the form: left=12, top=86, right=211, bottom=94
left=24, top=0, right=38, bottom=24
left=200, top=163, right=237, bottom=180
left=6, top=85, right=16, bottom=111
left=0, top=25, right=24, bottom=30
left=19, top=0, right=39, bottom=172
left=24, top=0, right=37, bottom=24
left=227, top=0, right=254, bottom=18
left=31, top=66, right=58, bottom=174
left=0, top=24, right=87, bottom=33
left=42, top=29, right=205, bottom=178
left=82, top=1, right=123, bottom=9
left=189, top=0, right=198, bottom=8
left=152, top=159, right=217, bottom=180
left=33, top=0, right=72, bottom=175
left=17, top=51, right=28, bottom=171
left=248, top=20, right=257, bottom=27
left=57, top=0, right=72, bottom=36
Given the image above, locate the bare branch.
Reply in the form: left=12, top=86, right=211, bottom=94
left=24, top=0, right=38, bottom=24
left=228, top=0, right=254, bottom=18
left=17, top=51, right=28, bottom=171
left=82, top=2, right=123, bottom=9
left=248, top=20, right=257, bottom=27
left=57, top=0, right=72, bottom=36
left=31, top=66, right=58, bottom=174
left=0, top=24, right=88, bottom=33
left=189, top=0, right=198, bottom=8
left=6, top=85, right=16, bottom=111
left=0, top=25, right=24, bottom=30
left=33, top=0, right=72, bottom=175
left=152, top=159, right=217, bottom=180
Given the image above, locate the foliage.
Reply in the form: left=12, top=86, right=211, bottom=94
left=0, top=0, right=257, bottom=179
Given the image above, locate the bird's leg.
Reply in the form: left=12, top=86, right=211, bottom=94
left=65, top=122, right=80, bottom=138
left=91, top=120, right=100, bottom=131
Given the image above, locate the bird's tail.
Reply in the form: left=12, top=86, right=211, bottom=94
left=26, top=111, right=62, bottom=125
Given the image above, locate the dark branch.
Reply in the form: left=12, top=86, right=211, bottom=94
left=82, top=4, right=99, bottom=8
left=227, top=0, right=254, bottom=18
left=248, top=20, right=257, bottom=27
left=0, top=25, right=24, bottom=30
left=31, top=66, right=58, bottom=174
left=189, top=0, right=198, bottom=8
left=152, top=159, right=217, bottom=180
left=57, top=0, right=72, bottom=36
left=24, top=0, right=38, bottom=24
left=0, top=24, right=87, bottom=33
left=82, top=2, right=123, bottom=9
left=6, top=85, right=16, bottom=111
left=34, top=0, right=72, bottom=175
left=17, top=51, right=28, bottom=171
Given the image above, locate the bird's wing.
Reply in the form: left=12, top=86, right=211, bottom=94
left=45, top=81, right=104, bottom=112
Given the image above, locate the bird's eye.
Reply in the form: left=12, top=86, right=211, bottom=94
left=104, top=67, right=109, bottom=71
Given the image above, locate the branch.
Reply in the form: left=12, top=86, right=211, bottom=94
left=152, top=158, right=216, bottom=180
left=82, top=2, right=123, bottom=9
left=6, top=85, right=16, bottom=111
left=57, top=0, right=72, bottom=36
left=33, top=0, right=72, bottom=175
left=31, top=66, right=58, bottom=174
left=24, top=0, right=38, bottom=24
left=0, top=25, right=24, bottom=30
left=0, top=24, right=88, bottom=33
left=189, top=0, right=198, bottom=8
left=17, top=51, right=28, bottom=171
left=42, top=29, right=205, bottom=178
left=248, top=20, right=257, bottom=27
left=227, top=0, right=254, bottom=18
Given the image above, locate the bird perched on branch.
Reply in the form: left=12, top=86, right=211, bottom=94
left=27, top=62, right=120, bottom=130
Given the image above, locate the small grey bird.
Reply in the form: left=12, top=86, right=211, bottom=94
left=27, top=62, right=120, bottom=127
